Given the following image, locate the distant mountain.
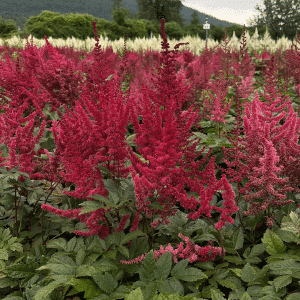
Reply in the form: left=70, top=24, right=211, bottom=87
left=0, top=0, right=245, bottom=33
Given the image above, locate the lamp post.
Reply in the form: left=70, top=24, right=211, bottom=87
left=203, top=17, right=210, bottom=50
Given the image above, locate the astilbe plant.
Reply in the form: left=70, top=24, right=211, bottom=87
left=213, top=29, right=300, bottom=231
left=2, top=19, right=300, bottom=269
left=38, top=19, right=239, bottom=264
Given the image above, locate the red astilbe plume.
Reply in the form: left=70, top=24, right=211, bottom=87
left=42, top=69, right=132, bottom=239
left=120, top=233, right=224, bottom=264
left=212, top=35, right=300, bottom=228
left=124, top=19, right=239, bottom=231
left=0, top=98, right=47, bottom=176
left=218, top=89, right=296, bottom=219
left=30, top=36, right=87, bottom=109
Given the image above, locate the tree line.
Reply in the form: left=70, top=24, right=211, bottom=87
left=0, top=0, right=299, bottom=44
left=245, top=0, right=300, bottom=42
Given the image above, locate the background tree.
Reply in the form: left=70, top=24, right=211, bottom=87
left=135, top=0, right=186, bottom=27
left=190, top=11, right=200, bottom=26
left=250, top=0, right=300, bottom=41
left=110, top=0, right=140, bottom=20
left=111, top=0, right=122, bottom=10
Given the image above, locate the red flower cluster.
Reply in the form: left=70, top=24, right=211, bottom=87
left=0, top=20, right=299, bottom=266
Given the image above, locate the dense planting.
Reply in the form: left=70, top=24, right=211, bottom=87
left=0, top=19, right=299, bottom=300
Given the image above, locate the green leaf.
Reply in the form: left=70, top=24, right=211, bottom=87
left=92, top=258, right=118, bottom=272
left=249, top=243, right=267, bottom=257
left=78, top=200, right=108, bottom=215
left=224, top=256, right=245, bottom=265
left=0, top=249, right=8, bottom=260
left=156, top=251, right=172, bottom=280
left=139, top=250, right=157, bottom=282
left=9, top=242, right=23, bottom=252
left=1, top=228, right=11, bottom=241
left=121, top=230, right=147, bottom=245
left=108, top=191, right=120, bottom=205
left=87, top=193, right=116, bottom=206
left=76, top=265, right=96, bottom=277
left=272, top=275, right=292, bottom=292
left=240, top=292, right=252, bottom=300
left=156, top=279, right=182, bottom=295
left=286, top=292, right=300, bottom=300
left=103, top=178, right=122, bottom=195
left=232, top=227, right=244, bottom=250
left=45, top=237, right=67, bottom=251
left=171, top=259, right=189, bottom=279
left=125, top=287, right=144, bottom=300
left=216, top=279, right=238, bottom=291
left=230, top=268, right=242, bottom=277
left=67, top=277, right=102, bottom=299
left=117, top=245, right=129, bottom=258
left=67, top=237, right=77, bottom=252
left=86, top=272, right=117, bottom=294
left=210, top=288, right=227, bottom=300
left=86, top=235, right=106, bottom=253
left=269, top=259, right=300, bottom=276
left=241, top=263, right=256, bottom=283
left=261, top=229, right=286, bottom=255
left=38, top=254, right=77, bottom=275
left=76, top=248, right=86, bottom=266
left=33, top=279, right=66, bottom=300
left=173, top=267, right=207, bottom=282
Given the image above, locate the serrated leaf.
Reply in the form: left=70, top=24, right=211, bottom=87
left=121, top=230, right=147, bottom=245
left=125, top=287, right=144, bottom=300
left=118, top=245, right=129, bottom=258
left=1, top=228, right=11, bottom=241
left=93, top=272, right=118, bottom=294
left=67, top=237, right=77, bottom=252
left=67, top=277, right=102, bottom=298
left=156, top=251, right=172, bottom=280
left=108, top=191, right=120, bottom=205
left=33, top=280, right=65, bottom=300
left=281, top=223, right=300, bottom=235
left=79, top=200, right=108, bottom=215
left=286, top=292, right=300, bottom=300
left=139, top=250, right=157, bottom=282
left=233, top=227, right=244, bottom=250
left=173, top=267, right=207, bottom=282
left=240, top=292, right=252, bottom=300
left=211, top=288, right=227, bottom=300
left=9, top=242, right=23, bottom=252
left=224, top=256, right=245, bottom=265
left=171, top=259, right=189, bottom=278
left=76, top=265, right=96, bottom=277
left=76, top=248, right=86, bottom=266
left=92, top=258, right=118, bottom=272
left=261, top=229, right=286, bottom=255
left=269, top=259, right=300, bottom=276
left=0, top=249, right=8, bottom=260
left=230, top=268, right=242, bottom=277
left=241, top=263, right=256, bottom=282
left=45, top=238, right=67, bottom=251
left=216, top=279, right=238, bottom=291
left=249, top=243, right=267, bottom=257
left=289, top=211, right=300, bottom=224
left=273, top=275, right=292, bottom=292
left=103, top=178, right=122, bottom=195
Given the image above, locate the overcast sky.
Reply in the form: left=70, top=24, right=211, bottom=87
left=182, top=0, right=268, bottom=26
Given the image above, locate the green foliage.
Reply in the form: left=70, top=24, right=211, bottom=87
left=0, top=16, right=19, bottom=39
left=22, top=10, right=107, bottom=41
left=163, top=21, right=185, bottom=41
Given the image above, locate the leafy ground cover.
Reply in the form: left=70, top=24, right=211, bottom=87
left=0, top=21, right=299, bottom=300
